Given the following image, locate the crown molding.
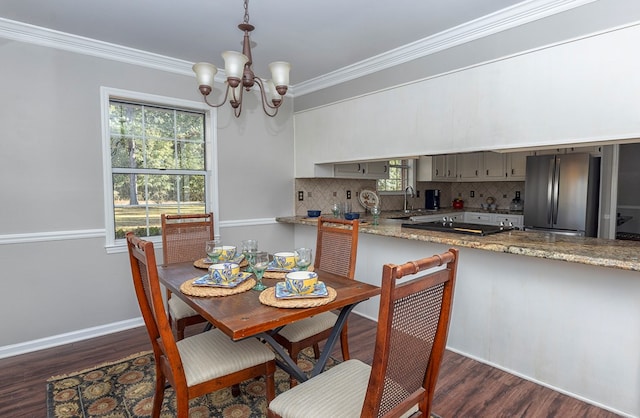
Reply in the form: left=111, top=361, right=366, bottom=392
left=294, top=0, right=596, bottom=96
left=0, top=0, right=594, bottom=96
left=0, top=17, right=195, bottom=75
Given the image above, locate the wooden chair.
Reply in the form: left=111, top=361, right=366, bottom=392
left=126, top=232, right=276, bottom=418
left=161, top=213, right=213, bottom=340
left=268, top=248, right=459, bottom=418
left=273, top=217, right=359, bottom=385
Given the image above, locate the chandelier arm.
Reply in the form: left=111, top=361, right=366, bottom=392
left=202, top=83, right=231, bottom=108
left=192, top=0, right=289, bottom=118
left=253, top=77, right=282, bottom=116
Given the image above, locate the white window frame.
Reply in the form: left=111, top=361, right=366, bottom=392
left=100, top=87, right=218, bottom=253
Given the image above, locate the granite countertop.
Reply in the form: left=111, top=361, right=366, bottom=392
left=276, top=215, right=640, bottom=272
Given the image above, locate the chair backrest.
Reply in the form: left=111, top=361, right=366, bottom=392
left=362, top=248, right=459, bottom=418
left=314, top=217, right=359, bottom=279
left=126, top=232, right=187, bottom=386
left=161, top=213, right=214, bottom=265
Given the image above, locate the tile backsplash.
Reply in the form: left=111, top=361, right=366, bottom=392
left=294, top=178, right=525, bottom=215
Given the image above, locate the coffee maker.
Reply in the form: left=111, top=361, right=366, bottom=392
left=425, top=189, right=440, bottom=210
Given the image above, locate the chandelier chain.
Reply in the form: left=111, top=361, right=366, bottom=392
left=243, top=0, right=250, bottom=25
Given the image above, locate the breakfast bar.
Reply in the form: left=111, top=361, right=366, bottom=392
left=276, top=215, right=640, bottom=417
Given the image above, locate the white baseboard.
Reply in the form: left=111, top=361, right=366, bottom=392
left=0, top=317, right=144, bottom=359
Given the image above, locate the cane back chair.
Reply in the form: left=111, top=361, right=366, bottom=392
left=268, top=248, right=459, bottom=418
left=161, top=213, right=214, bottom=340
left=273, top=217, right=359, bottom=385
left=126, top=232, right=276, bottom=418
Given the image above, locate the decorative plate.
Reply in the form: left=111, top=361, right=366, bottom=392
left=358, top=189, right=379, bottom=209
left=266, top=259, right=300, bottom=272
left=192, top=272, right=252, bottom=288
left=275, top=281, right=329, bottom=299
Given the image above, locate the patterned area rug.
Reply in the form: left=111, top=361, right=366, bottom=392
left=47, top=348, right=441, bottom=417
left=47, top=347, right=336, bottom=417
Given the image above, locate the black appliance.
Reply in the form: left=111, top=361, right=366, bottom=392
left=425, top=189, right=440, bottom=210
left=401, top=220, right=514, bottom=236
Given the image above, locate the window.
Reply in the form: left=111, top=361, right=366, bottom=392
left=101, top=88, right=215, bottom=249
left=377, top=159, right=413, bottom=193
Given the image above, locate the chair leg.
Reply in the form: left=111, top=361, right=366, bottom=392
left=340, top=321, right=350, bottom=361
left=289, top=346, right=300, bottom=388
left=153, top=366, right=166, bottom=418
left=176, top=322, right=185, bottom=341
left=312, top=343, right=321, bottom=359
left=265, top=366, right=276, bottom=403
left=231, top=384, right=241, bottom=397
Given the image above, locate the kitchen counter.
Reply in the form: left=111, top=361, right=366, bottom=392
left=276, top=215, right=640, bottom=271
left=278, top=214, right=640, bottom=416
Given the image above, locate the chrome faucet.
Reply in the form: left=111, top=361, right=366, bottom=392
left=403, top=186, right=415, bottom=213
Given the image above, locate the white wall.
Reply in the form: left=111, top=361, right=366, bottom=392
left=0, top=40, right=295, bottom=354
left=294, top=22, right=640, bottom=177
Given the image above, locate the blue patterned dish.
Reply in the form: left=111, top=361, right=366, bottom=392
left=266, top=259, right=302, bottom=272
left=275, top=281, right=328, bottom=299
left=192, top=272, right=252, bottom=288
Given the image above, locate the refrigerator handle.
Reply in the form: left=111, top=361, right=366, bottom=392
left=552, top=157, right=561, bottom=225
left=546, top=160, right=554, bottom=224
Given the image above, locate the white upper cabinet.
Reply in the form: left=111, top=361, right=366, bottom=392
left=433, top=155, right=457, bottom=181
left=483, top=152, right=507, bottom=180
left=457, top=153, right=482, bottom=180
left=506, top=151, right=529, bottom=180
left=332, top=161, right=388, bottom=179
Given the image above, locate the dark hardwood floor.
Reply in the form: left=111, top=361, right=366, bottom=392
left=1, top=314, right=620, bottom=417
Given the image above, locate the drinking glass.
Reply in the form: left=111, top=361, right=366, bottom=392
left=250, top=251, right=270, bottom=291
left=205, top=239, right=223, bottom=263
left=241, top=239, right=258, bottom=272
left=331, top=203, right=340, bottom=218
left=371, top=206, right=381, bottom=226
left=295, top=248, right=312, bottom=271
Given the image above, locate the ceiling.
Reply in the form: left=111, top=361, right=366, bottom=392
left=0, top=0, right=579, bottom=87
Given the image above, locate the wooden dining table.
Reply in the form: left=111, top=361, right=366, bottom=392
left=157, top=261, right=380, bottom=383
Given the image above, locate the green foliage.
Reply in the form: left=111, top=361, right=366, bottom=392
left=115, top=226, right=162, bottom=239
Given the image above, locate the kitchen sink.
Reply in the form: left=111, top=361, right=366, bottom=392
left=387, top=215, right=413, bottom=220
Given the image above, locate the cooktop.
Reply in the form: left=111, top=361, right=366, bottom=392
left=401, top=220, right=514, bottom=236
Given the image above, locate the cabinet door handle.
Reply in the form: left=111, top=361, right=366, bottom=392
left=512, top=169, right=515, bottom=175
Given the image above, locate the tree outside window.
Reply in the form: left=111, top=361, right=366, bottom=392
left=108, top=100, right=207, bottom=240
left=377, top=159, right=410, bottom=193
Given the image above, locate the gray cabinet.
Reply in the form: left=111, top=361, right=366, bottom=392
left=333, top=161, right=388, bottom=179
left=433, top=155, right=457, bottom=181
left=483, top=152, right=506, bottom=180
left=458, top=153, right=482, bottom=180
left=506, top=152, right=529, bottom=180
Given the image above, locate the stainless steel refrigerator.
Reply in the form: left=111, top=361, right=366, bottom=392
left=524, top=153, right=600, bottom=237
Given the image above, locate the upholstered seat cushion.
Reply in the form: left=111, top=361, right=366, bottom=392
left=168, top=296, right=200, bottom=320
left=276, top=311, right=337, bottom=342
left=269, top=359, right=370, bottom=417
left=177, top=329, right=275, bottom=387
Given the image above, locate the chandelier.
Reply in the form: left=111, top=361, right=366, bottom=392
left=192, top=0, right=291, bottom=118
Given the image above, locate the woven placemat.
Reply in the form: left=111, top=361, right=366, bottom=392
left=180, top=276, right=256, bottom=297
left=194, top=257, right=248, bottom=269
left=258, top=285, right=336, bottom=308
left=263, top=266, right=315, bottom=279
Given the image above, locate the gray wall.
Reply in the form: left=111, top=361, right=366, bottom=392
left=0, top=40, right=294, bottom=353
